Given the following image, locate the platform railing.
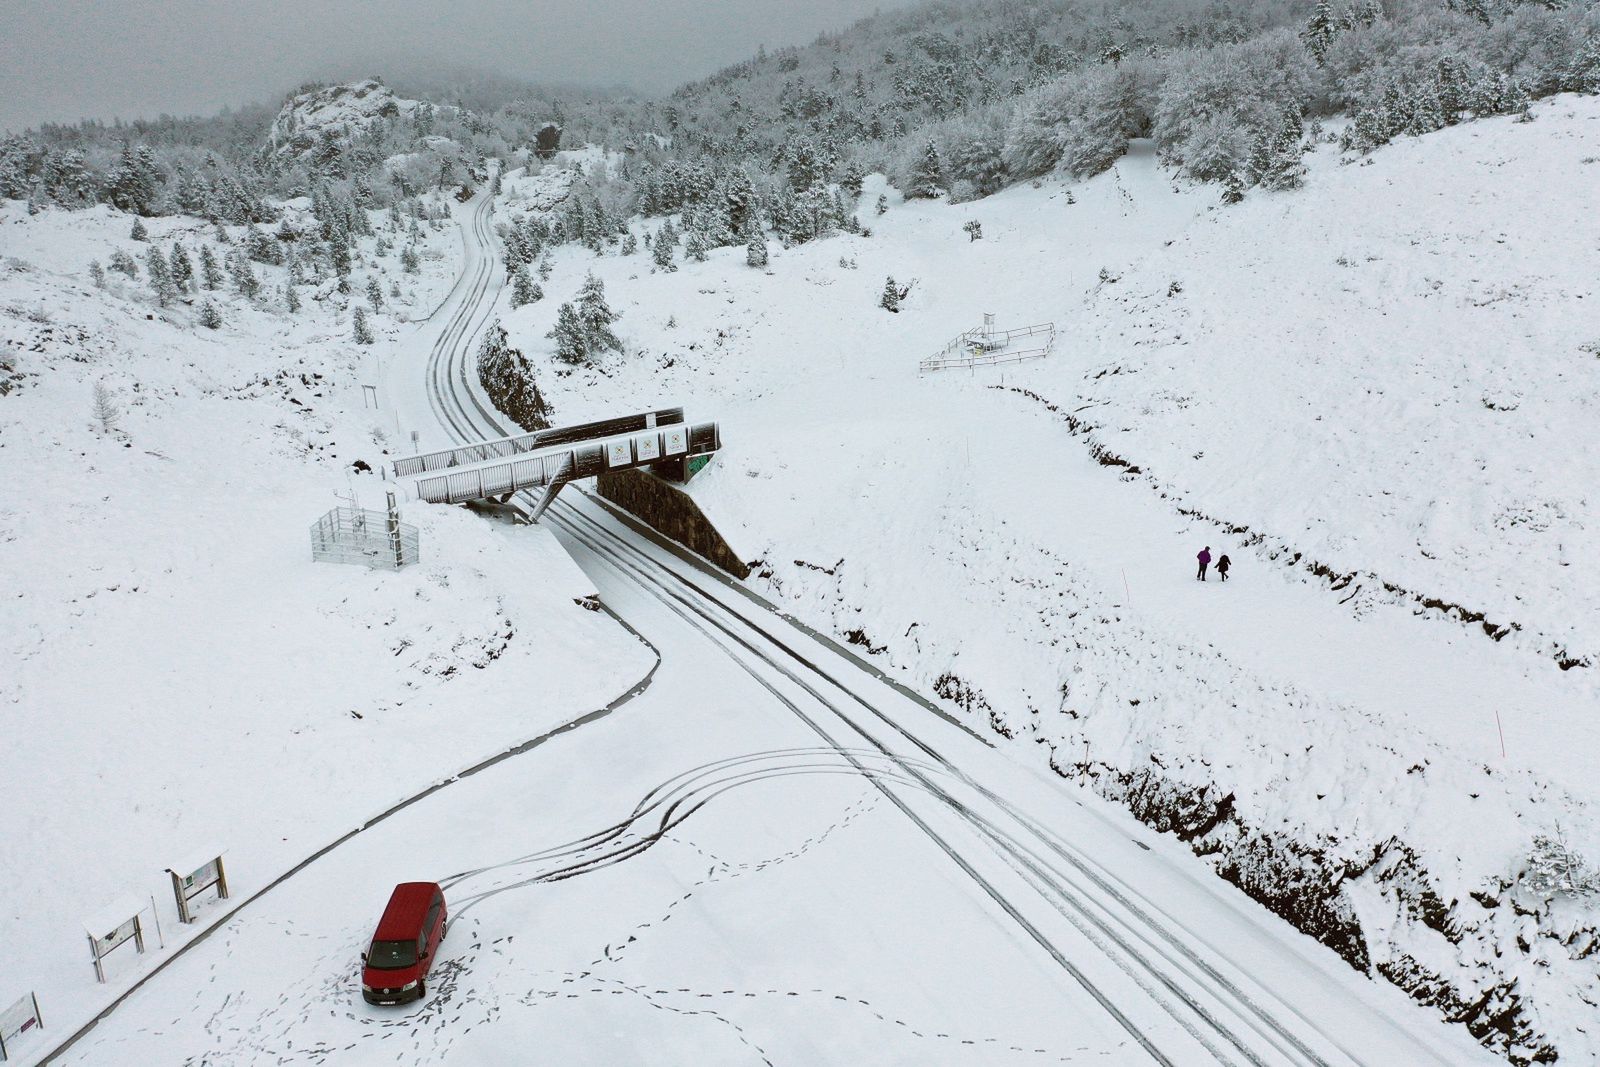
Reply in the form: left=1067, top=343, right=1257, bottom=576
left=919, top=322, right=1057, bottom=374
left=391, top=408, right=685, bottom=478
left=412, top=421, right=720, bottom=506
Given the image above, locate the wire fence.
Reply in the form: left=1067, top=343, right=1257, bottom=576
left=919, top=321, right=1057, bottom=373
left=310, top=507, right=419, bottom=570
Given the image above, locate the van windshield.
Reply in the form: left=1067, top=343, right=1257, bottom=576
left=367, top=939, right=417, bottom=969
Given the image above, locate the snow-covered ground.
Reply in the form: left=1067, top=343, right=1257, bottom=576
left=495, top=96, right=1600, bottom=1060
left=9, top=168, right=1501, bottom=1067
left=46, top=489, right=1499, bottom=1067
left=0, top=194, right=651, bottom=1055
left=5, top=91, right=1597, bottom=1066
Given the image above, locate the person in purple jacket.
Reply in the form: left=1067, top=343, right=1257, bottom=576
left=1197, top=545, right=1212, bottom=581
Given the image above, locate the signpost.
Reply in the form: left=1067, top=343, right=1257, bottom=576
left=166, top=852, right=230, bottom=924
left=0, top=993, right=42, bottom=1062
left=84, top=897, right=147, bottom=983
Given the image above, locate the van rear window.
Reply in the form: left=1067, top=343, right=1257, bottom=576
left=367, top=939, right=418, bottom=969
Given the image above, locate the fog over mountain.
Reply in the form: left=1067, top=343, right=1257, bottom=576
left=0, top=0, right=908, bottom=131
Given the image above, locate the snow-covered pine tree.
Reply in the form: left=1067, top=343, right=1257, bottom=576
left=400, top=244, right=420, bottom=273
left=621, top=232, right=639, bottom=256
left=366, top=277, right=384, bottom=313
left=963, top=220, right=983, bottom=241
left=89, top=261, right=106, bottom=288
left=511, top=265, right=543, bottom=308
left=245, top=228, right=282, bottom=266
left=352, top=306, right=375, bottom=345
left=230, top=253, right=260, bottom=299
left=109, top=249, right=139, bottom=277
left=840, top=162, right=866, bottom=197
left=199, top=301, right=223, bottom=329
left=174, top=170, right=209, bottom=215
left=146, top=246, right=176, bottom=306
left=1247, top=108, right=1307, bottom=191
left=1301, top=0, right=1337, bottom=63
left=1221, top=170, right=1246, bottom=204
left=1507, top=77, right=1534, bottom=121
left=1567, top=35, right=1600, bottom=93
left=130, top=217, right=148, bottom=241
left=652, top=230, right=677, bottom=272
left=908, top=139, right=946, bottom=199
left=875, top=194, right=889, bottom=216
left=746, top=231, right=768, bottom=268
left=285, top=284, right=301, bottom=314
left=786, top=141, right=829, bottom=191
left=548, top=302, right=588, bottom=365
left=577, top=273, right=622, bottom=356
left=683, top=227, right=709, bottom=262
left=537, top=254, right=553, bottom=281
left=91, top=380, right=120, bottom=434
left=199, top=246, right=223, bottom=290
left=169, top=245, right=194, bottom=292
left=477, top=320, right=552, bottom=431
left=879, top=276, right=903, bottom=313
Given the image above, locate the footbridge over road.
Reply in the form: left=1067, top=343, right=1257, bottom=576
left=389, top=408, right=721, bottom=522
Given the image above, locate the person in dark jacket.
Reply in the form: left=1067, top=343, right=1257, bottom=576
left=1217, top=553, right=1231, bottom=582
left=1197, top=546, right=1211, bottom=581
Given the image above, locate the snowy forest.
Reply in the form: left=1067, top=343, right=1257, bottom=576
left=5, top=0, right=1597, bottom=244
left=1, top=0, right=1595, bottom=358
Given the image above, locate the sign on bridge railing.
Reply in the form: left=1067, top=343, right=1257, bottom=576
left=390, top=408, right=686, bottom=477
left=410, top=421, right=721, bottom=506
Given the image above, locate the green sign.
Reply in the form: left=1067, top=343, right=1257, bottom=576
left=686, top=455, right=712, bottom=480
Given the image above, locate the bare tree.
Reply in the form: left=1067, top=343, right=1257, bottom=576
left=92, top=380, right=120, bottom=435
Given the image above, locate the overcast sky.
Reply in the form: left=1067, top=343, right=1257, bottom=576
left=0, top=0, right=904, bottom=134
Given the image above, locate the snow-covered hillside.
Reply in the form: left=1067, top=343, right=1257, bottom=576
left=495, top=95, right=1600, bottom=1062
left=0, top=193, right=651, bottom=1046
left=269, top=79, right=425, bottom=157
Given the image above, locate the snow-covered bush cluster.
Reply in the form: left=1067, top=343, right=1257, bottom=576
left=1523, top=831, right=1600, bottom=901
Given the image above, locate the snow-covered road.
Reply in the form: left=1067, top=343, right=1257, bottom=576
left=48, top=185, right=1498, bottom=1067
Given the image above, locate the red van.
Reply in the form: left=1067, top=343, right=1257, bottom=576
left=360, top=882, right=448, bottom=1005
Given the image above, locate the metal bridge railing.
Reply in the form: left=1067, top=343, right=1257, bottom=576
left=411, top=421, right=721, bottom=506
left=391, top=408, right=685, bottom=478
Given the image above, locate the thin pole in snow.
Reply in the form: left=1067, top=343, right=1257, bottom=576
left=1494, top=709, right=1507, bottom=758
left=148, top=894, right=165, bottom=950
left=1122, top=568, right=1131, bottom=605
